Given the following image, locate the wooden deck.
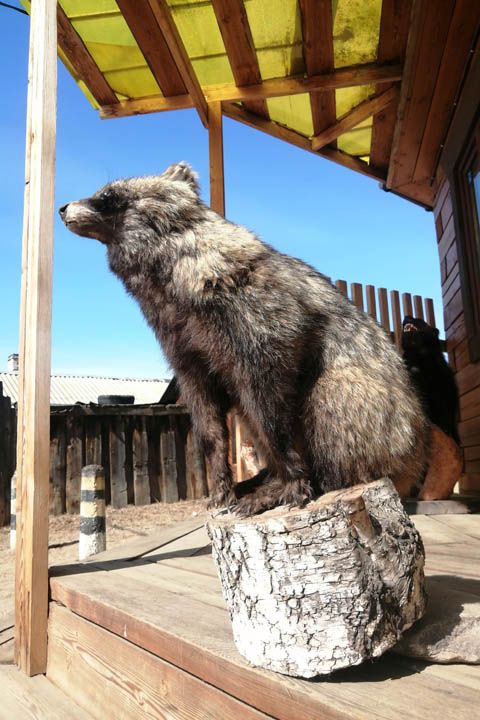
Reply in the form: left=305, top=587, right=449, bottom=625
left=39, top=514, right=480, bottom=719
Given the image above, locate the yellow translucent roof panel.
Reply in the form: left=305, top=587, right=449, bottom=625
left=22, top=0, right=384, bottom=164
left=168, top=0, right=234, bottom=85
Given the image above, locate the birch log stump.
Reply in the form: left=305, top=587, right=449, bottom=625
left=207, top=478, right=426, bottom=678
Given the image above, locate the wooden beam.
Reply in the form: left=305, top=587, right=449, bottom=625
left=312, top=86, right=399, bottom=151
left=413, top=0, right=480, bottom=184
left=99, top=63, right=403, bottom=119
left=209, top=102, right=225, bottom=215
left=298, top=0, right=336, bottom=138
left=147, top=0, right=209, bottom=127
left=211, top=0, right=268, bottom=118
left=207, top=63, right=402, bottom=104
left=223, top=103, right=387, bottom=182
left=15, top=0, right=57, bottom=676
left=100, top=93, right=193, bottom=119
left=115, top=0, right=187, bottom=97
left=56, top=5, right=117, bottom=107
left=370, top=0, right=412, bottom=169
left=386, top=0, right=455, bottom=190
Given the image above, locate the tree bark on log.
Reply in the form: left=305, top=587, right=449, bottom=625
left=207, top=478, right=426, bottom=678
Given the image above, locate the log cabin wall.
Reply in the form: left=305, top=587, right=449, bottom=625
left=434, top=45, right=480, bottom=494
left=435, top=178, right=480, bottom=493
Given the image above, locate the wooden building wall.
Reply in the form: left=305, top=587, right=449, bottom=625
left=434, top=178, right=480, bottom=492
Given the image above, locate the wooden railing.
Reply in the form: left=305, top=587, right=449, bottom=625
left=333, top=279, right=436, bottom=349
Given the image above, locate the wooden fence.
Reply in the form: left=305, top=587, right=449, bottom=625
left=0, top=281, right=439, bottom=523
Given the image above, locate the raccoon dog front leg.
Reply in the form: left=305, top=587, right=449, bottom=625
left=177, top=372, right=233, bottom=508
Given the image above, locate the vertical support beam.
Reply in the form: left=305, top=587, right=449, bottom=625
left=208, top=102, right=225, bottom=216
left=15, top=0, right=57, bottom=676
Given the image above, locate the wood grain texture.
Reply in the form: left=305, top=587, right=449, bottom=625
left=132, top=416, right=150, bottom=505
left=210, top=63, right=402, bottom=104
left=209, top=102, right=225, bottom=215
left=57, top=5, right=117, bottom=106
left=298, top=0, right=336, bottom=138
left=147, top=0, right=209, bottom=127
left=47, top=604, right=271, bottom=720
left=15, top=0, right=57, bottom=676
left=99, top=63, right=402, bottom=118
left=387, top=0, right=455, bottom=190
left=48, top=515, right=480, bottom=720
left=0, top=664, right=93, bottom=719
left=390, top=289, right=402, bottom=348
left=115, top=0, right=187, bottom=97
left=370, top=0, right=412, bottom=169
left=312, top=86, right=399, bottom=151
left=211, top=0, right=268, bottom=118
left=413, top=0, right=480, bottom=184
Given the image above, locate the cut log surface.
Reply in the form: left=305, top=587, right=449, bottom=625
left=207, top=478, right=426, bottom=678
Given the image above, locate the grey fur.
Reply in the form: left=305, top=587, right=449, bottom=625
left=59, top=162, right=430, bottom=514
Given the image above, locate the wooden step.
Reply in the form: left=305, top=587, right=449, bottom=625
left=0, top=663, right=93, bottom=720
left=47, top=519, right=480, bottom=720
left=47, top=603, right=271, bottom=720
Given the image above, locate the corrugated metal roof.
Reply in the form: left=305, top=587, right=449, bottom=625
left=0, top=372, right=170, bottom=406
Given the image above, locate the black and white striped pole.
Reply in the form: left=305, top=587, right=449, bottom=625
left=79, top=464, right=106, bottom=560
left=10, top=471, right=16, bottom=550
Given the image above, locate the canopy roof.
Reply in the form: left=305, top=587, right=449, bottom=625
left=22, top=1, right=480, bottom=207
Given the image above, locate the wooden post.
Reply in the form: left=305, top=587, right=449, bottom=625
left=159, top=416, right=181, bottom=503
left=351, top=282, right=364, bottom=311
left=66, top=416, right=83, bottom=514
left=49, top=417, right=66, bottom=515
left=365, top=285, right=377, bottom=320
left=109, top=417, right=128, bottom=508
left=15, top=0, right=57, bottom=675
left=390, top=289, right=402, bottom=349
left=133, top=417, right=151, bottom=505
left=377, top=287, right=391, bottom=334
left=335, top=279, right=348, bottom=297
left=413, top=295, right=425, bottom=320
left=208, top=101, right=225, bottom=215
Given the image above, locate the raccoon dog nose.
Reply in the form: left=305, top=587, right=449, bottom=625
left=58, top=203, right=69, bottom=218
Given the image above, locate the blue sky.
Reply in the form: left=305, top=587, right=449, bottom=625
left=0, top=4, right=441, bottom=379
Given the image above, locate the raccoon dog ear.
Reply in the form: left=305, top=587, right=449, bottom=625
left=161, top=162, right=200, bottom=194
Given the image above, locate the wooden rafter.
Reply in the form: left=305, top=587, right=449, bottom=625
left=413, top=0, right=480, bottom=184
left=211, top=0, right=268, bottom=118
left=100, top=94, right=193, bottom=119
left=146, top=0, right=208, bottom=127
left=207, top=63, right=401, bottom=103
left=115, top=0, right=187, bottom=97
left=386, top=0, right=455, bottom=191
left=370, top=0, right=412, bottom=169
left=57, top=5, right=117, bottom=106
left=99, top=63, right=402, bottom=119
left=224, top=103, right=386, bottom=182
left=298, top=0, right=336, bottom=139
left=312, top=86, right=399, bottom=151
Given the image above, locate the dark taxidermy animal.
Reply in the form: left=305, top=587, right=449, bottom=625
left=59, top=162, right=430, bottom=515
left=402, top=316, right=459, bottom=444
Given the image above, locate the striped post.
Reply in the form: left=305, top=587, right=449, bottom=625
left=79, top=464, right=106, bottom=560
left=10, top=472, right=16, bottom=550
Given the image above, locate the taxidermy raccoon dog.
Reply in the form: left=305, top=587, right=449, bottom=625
left=59, top=162, right=429, bottom=515
left=402, top=316, right=459, bottom=444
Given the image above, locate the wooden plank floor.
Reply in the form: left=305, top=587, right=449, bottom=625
left=48, top=515, right=480, bottom=720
